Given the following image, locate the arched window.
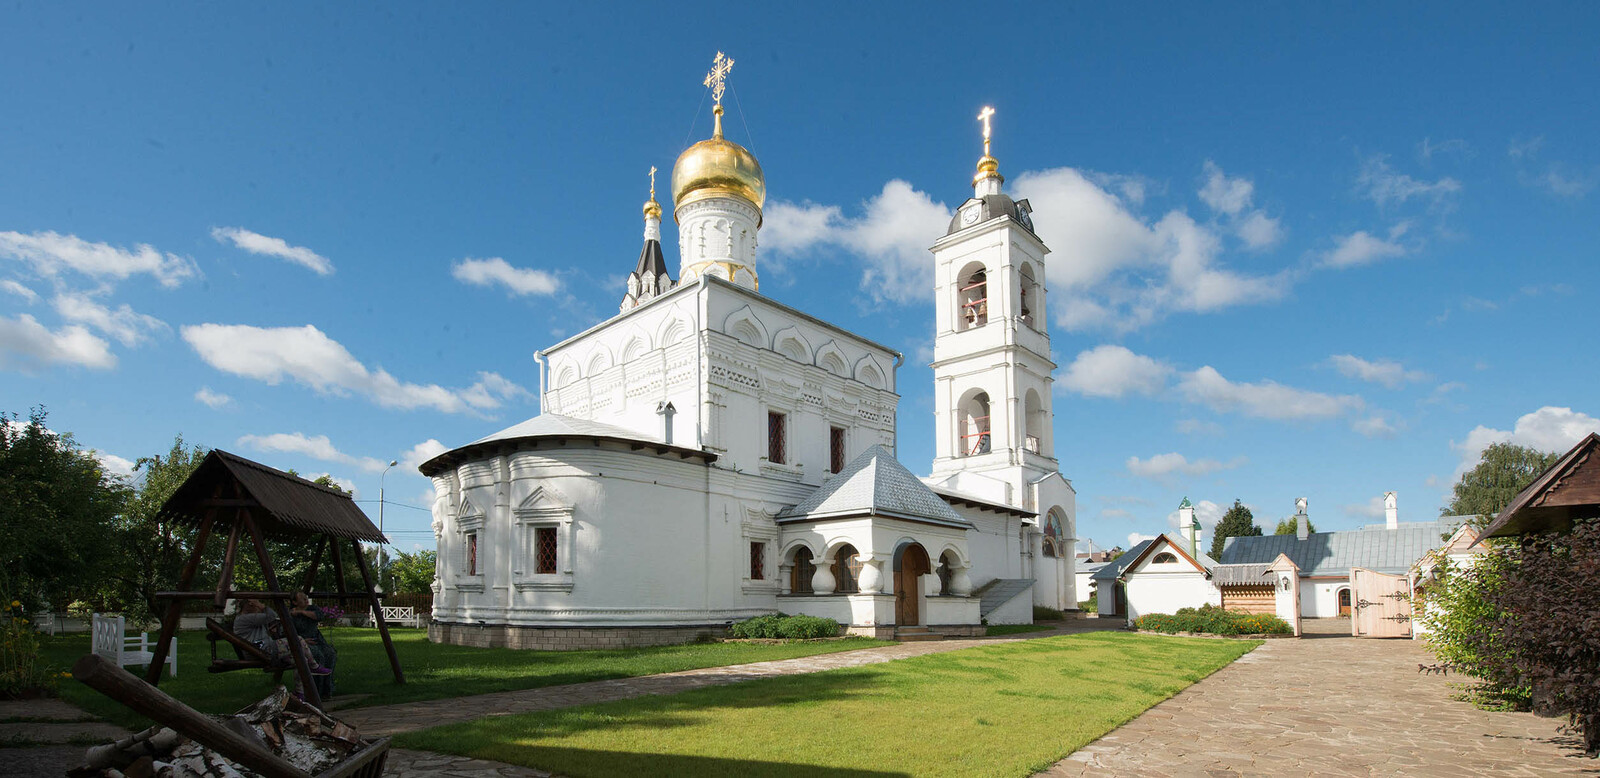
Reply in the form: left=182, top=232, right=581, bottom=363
left=960, top=391, right=991, bottom=457
left=791, top=548, right=815, bottom=595
left=1152, top=552, right=1179, bottom=564
left=1041, top=537, right=1057, bottom=558
left=957, top=263, right=988, bottom=331
left=937, top=553, right=955, bottom=595
left=1018, top=263, right=1043, bottom=329
left=1024, top=389, right=1046, bottom=456
left=833, top=544, right=862, bottom=594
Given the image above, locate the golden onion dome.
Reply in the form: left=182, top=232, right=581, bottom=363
left=974, top=154, right=1002, bottom=184
left=643, top=195, right=662, bottom=219
left=671, top=106, right=765, bottom=217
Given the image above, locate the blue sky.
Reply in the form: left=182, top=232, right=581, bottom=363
left=4, top=4, right=1598, bottom=554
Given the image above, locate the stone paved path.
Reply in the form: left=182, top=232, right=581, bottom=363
left=342, top=621, right=1114, bottom=737
left=1046, top=620, right=1597, bottom=777
left=1, top=697, right=132, bottom=777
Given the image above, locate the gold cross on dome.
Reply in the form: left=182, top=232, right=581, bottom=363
left=649, top=166, right=657, bottom=198
left=978, top=106, right=995, bottom=155
left=704, top=51, right=735, bottom=106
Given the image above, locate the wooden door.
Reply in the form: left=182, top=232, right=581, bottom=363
left=895, top=544, right=930, bottom=626
left=1350, top=568, right=1412, bottom=638
left=1337, top=588, right=1352, bottom=617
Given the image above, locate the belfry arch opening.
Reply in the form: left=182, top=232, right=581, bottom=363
left=1019, top=262, right=1042, bottom=328
left=956, top=262, right=988, bottom=331
left=958, top=389, right=991, bottom=457
left=1024, top=388, right=1046, bottom=456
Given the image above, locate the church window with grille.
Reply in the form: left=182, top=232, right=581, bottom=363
left=466, top=531, right=479, bottom=576
left=792, top=548, right=815, bottom=594
left=750, top=542, right=766, bottom=580
left=535, top=527, right=558, bottom=574
left=829, top=426, right=846, bottom=473
left=767, top=411, right=787, bottom=464
left=833, top=544, right=862, bottom=593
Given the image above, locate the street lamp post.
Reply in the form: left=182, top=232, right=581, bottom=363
left=379, top=460, right=398, bottom=593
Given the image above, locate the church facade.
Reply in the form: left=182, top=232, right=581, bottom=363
left=420, top=59, right=1077, bottom=649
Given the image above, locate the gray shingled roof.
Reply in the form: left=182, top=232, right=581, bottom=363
left=1220, top=519, right=1456, bottom=576
left=777, top=445, right=973, bottom=529
left=1209, top=563, right=1273, bottom=586
left=1091, top=538, right=1155, bottom=581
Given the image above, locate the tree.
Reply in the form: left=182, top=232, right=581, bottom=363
left=1446, top=442, right=1560, bottom=529
left=0, top=408, right=127, bottom=611
left=1209, top=500, right=1261, bottom=559
left=104, top=436, right=209, bottom=621
left=1273, top=515, right=1316, bottom=535
left=387, top=550, right=437, bottom=594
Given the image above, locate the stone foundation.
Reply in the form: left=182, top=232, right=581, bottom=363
left=429, top=621, right=726, bottom=650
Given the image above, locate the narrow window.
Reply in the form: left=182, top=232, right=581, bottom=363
left=750, top=542, right=765, bottom=580
left=792, top=548, right=815, bottom=594
left=535, top=527, right=558, bottom=574
left=767, top=411, right=787, bottom=464
left=829, top=426, right=846, bottom=474
left=833, top=544, right=861, bottom=594
left=466, top=531, right=479, bottom=576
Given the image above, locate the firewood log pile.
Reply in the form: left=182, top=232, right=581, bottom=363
left=70, top=687, right=370, bottom=778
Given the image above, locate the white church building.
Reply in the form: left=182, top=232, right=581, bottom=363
left=419, top=58, right=1077, bottom=649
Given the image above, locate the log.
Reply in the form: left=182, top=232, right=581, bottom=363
left=72, top=654, right=312, bottom=778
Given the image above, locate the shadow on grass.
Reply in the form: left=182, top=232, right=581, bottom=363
left=477, top=746, right=912, bottom=778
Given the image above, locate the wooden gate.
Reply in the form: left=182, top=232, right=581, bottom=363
left=1350, top=568, right=1412, bottom=638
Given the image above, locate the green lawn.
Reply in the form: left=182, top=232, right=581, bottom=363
left=984, top=623, right=1054, bottom=636
left=396, top=632, right=1258, bottom=778
left=40, top=628, right=889, bottom=730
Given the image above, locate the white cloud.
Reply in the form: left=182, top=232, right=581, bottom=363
left=195, top=386, right=233, bottom=409
left=1328, top=354, right=1428, bottom=388
left=1059, top=345, right=1172, bottom=398
left=1419, top=138, right=1471, bottom=161
left=96, top=452, right=137, bottom=478
left=1453, top=406, right=1600, bottom=478
left=211, top=227, right=334, bottom=275
left=1529, top=168, right=1595, bottom=198
left=1176, top=418, right=1224, bottom=436
left=1353, top=413, right=1401, bottom=439
left=1357, top=155, right=1462, bottom=208
left=1126, top=452, right=1245, bottom=480
left=1014, top=167, right=1290, bottom=332
left=1322, top=226, right=1407, bottom=269
left=1342, top=495, right=1387, bottom=519
left=1, top=280, right=38, bottom=303
left=400, top=439, right=449, bottom=471
left=764, top=180, right=952, bottom=305
left=52, top=293, right=168, bottom=347
left=1127, top=532, right=1160, bottom=548
left=451, top=257, right=560, bottom=297
left=0, top=230, right=197, bottom=288
left=1235, top=211, right=1283, bottom=250
left=237, top=432, right=389, bottom=474
left=181, top=323, right=531, bottom=415
left=1179, top=366, right=1363, bottom=421
left=0, top=314, right=116, bottom=371
left=1198, top=162, right=1282, bottom=251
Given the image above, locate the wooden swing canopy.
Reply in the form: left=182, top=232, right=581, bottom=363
left=144, top=450, right=405, bottom=708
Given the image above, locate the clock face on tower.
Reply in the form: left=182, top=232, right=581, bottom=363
left=960, top=204, right=981, bottom=226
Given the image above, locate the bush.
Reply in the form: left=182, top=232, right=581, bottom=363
left=1418, top=553, right=1530, bottom=710
left=1134, top=604, right=1292, bottom=636
left=1078, top=598, right=1098, bottom=614
left=1, top=598, right=58, bottom=698
left=727, top=613, right=841, bottom=640
left=1033, top=606, right=1066, bottom=621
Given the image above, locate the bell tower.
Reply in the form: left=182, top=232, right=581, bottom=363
left=928, top=107, right=1059, bottom=492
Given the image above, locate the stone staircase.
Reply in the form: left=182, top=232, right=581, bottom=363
left=975, top=578, right=1034, bottom=620
left=894, top=626, right=943, bottom=642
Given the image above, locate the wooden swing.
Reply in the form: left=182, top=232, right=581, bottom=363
left=144, top=450, right=405, bottom=708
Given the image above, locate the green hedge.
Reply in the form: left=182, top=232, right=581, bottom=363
left=727, top=613, right=842, bottom=640
left=1134, top=604, right=1292, bottom=636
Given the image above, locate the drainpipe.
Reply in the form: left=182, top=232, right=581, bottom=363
left=533, top=350, right=547, bottom=413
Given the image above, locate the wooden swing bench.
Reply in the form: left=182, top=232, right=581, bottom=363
left=203, top=617, right=294, bottom=678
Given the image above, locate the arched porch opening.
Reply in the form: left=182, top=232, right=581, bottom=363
left=789, top=546, right=816, bottom=594
left=893, top=542, right=932, bottom=626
